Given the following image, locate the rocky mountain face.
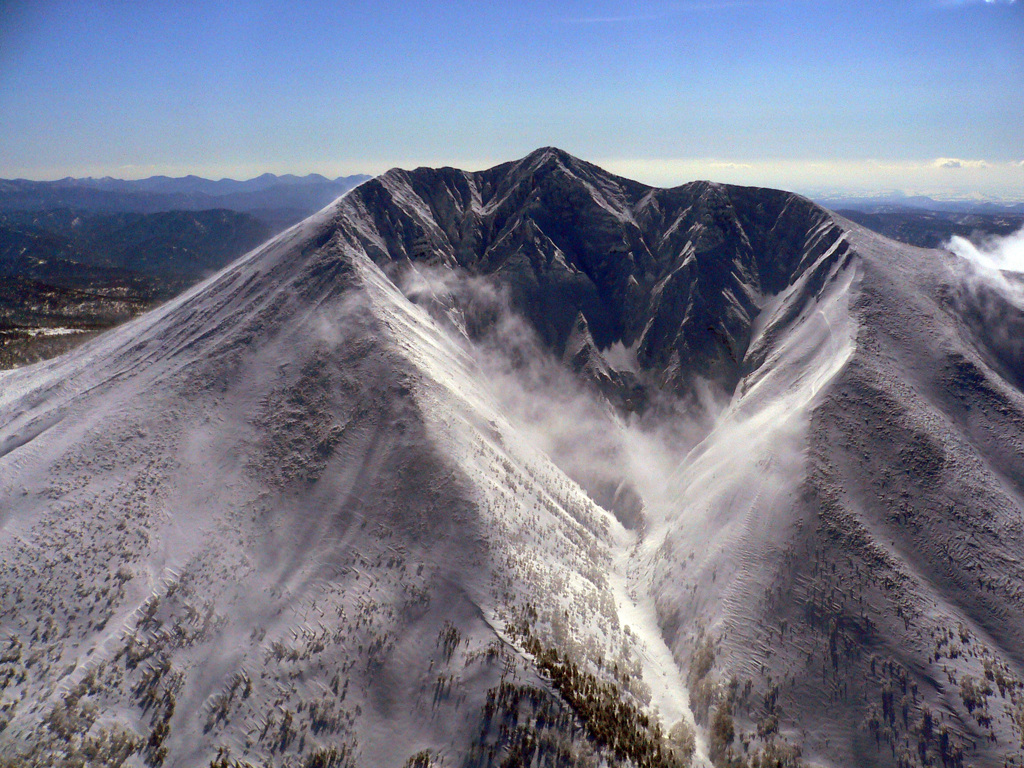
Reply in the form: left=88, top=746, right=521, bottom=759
left=1, top=149, right=1022, bottom=768
left=344, top=149, right=847, bottom=407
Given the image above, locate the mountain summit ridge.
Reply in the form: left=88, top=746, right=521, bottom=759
left=344, top=148, right=849, bottom=404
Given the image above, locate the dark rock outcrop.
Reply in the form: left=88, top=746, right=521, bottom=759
left=338, top=147, right=848, bottom=409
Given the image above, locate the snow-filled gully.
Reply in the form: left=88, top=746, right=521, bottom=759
left=607, top=521, right=713, bottom=766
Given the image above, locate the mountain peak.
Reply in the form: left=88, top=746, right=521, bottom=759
left=520, top=145, right=579, bottom=164
left=513, top=146, right=597, bottom=179
left=336, top=151, right=847, bottom=400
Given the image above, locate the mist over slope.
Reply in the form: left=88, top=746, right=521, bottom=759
left=1, top=149, right=1022, bottom=768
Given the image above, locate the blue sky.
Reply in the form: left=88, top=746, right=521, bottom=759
left=1, top=0, right=1021, bottom=197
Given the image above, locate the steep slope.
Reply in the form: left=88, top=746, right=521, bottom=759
left=307, top=149, right=1024, bottom=766
left=643, top=225, right=1024, bottom=767
left=0, top=200, right=701, bottom=768
left=1, top=149, right=1023, bottom=768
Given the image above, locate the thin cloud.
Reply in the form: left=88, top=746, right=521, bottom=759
left=562, top=0, right=769, bottom=23
left=934, top=157, right=991, bottom=170
left=565, top=12, right=669, bottom=23
left=596, top=156, right=1024, bottom=199
left=936, top=0, right=1017, bottom=6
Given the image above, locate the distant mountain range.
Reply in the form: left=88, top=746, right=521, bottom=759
left=0, top=172, right=370, bottom=230
left=812, top=191, right=1024, bottom=215
left=836, top=208, right=1024, bottom=250
left=0, top=172, right=371, bottom=367
left=11, top=172, right=359, bottom=196
left=0, top=209, right=274, bottom=368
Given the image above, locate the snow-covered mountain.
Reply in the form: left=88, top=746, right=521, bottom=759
left=1, top=148, right=1022, bottom=768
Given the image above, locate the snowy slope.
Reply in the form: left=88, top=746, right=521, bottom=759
left=0, top=194, right=703, bottom=768
left=2, top=149, right=1023, bottom=768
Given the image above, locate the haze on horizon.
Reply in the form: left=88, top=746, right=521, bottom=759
left=1, top=0, right=1021, bottom=198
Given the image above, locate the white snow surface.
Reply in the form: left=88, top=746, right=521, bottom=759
left=0, top=196, right=714, bottom=767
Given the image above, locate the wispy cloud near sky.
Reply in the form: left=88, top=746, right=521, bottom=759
left=562, top=0, right=770, bottom=23
left=0, top=0, right=1020, bottom=197
left=595, top=157, right=1024, bottom=198
left=937, top=0, right=1016, bottom=6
